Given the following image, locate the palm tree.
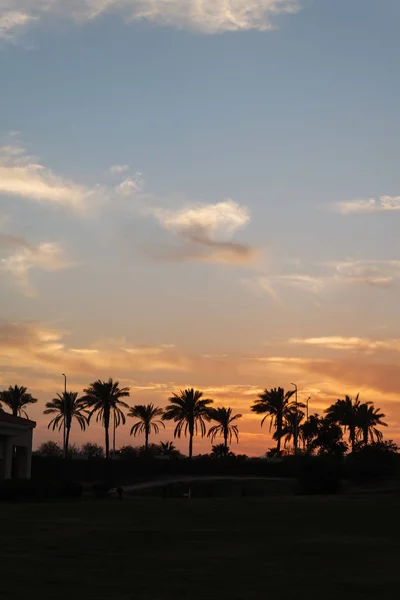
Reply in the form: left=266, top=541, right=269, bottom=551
left=251, top=387, right=297, bottom=454
left=300, top=413, right=322, bottom=451
left=357, top=403, right=387, bottom=445
left=325, top=395, right=361, bottom=452
left=128, top=404, right=165, bottom=451
left=44, top=392, right=88, bottom=458
left=275, top=406, right=305, bottom=451
left=211, top=443, right=233, bottom=458
left=0, top=385, right=38, bottom=418
left=162, top=388, right=213, bottom=458
left=159, top=441, right=180, bottom=457
left=207, top=407, right=242, bottom=450
left=83, top=379, right=130, bottom=459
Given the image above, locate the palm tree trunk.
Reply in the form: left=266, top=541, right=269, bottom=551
left=65, top=426, right=71, bottom=459
left=350, top=427, right=356, bottom=452
left=276, top=414, right=282, bottom=453
left=105, top=425, right=110, bottom=459
left=363, top=427, right=368, bottom=446
left=145, top=427, right=149, bottom=451
left=224, top=432, right=228, bottom=451
left=189, top=428, right=193, bottom=459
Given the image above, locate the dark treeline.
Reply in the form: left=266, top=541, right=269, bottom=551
left=0, top=381, right=391, bottom=461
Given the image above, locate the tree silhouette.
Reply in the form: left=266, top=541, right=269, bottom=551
left=300, top=413, right=322, bottom=451
left=37, top=441, right=63, bottom=458
left=311, top=420, right=348, bottom=458
left=275, top=406, right=305, bottom=451
left=325, top=395, right=362, bottom=452
left=162, top=388, right=213, bottom=458
left=0, top=385, right=38, bottom=418
left=83, top=379, right=130, bottom=459
left=128, top=403, right=165, bottom=451
left=207, top=407, right=242, bottom=450
left=159, top=441, right=181, bottom=457
left=356, top=403, right=387, bottom=445
left=81, top=442, right=105, bottom=459
left=251, top=387, right=297, bottom=453
left=211, top=443, right=233, bottom=458
left=44, top=391, right=88, bottom=458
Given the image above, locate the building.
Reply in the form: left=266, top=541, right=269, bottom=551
left=0, top=413, right=36, bottom=480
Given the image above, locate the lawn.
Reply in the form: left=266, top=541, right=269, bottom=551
left=1, top=495, right=400, bottom=600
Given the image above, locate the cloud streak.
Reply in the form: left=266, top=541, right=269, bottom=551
left=0, top=142, right=104, bottom=213
left=0, top=1, right=302, bottom=39
left=0, top=235, right=73, bottom=295
left=152, top=199, right=258, bottom=265
left=333, top=196, right=400, bottom=215
left=289, top=336, right=400, bottom=353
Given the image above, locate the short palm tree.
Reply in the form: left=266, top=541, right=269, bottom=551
left=325, top=395, right=361, bottom=452
left=251, top=387, right=296, bottom=453
left=207, top=407, right=242, bottom=450
left=128, top=404, right=165, bottom=451
left=162, top=388, right=213, bottom=458
left=0, top=385, right=38, bottom=418
left=44, top=392, right=88, bottom=458
left=300, top=413, right=322, bottom=451
left=275, top=406, right=305, bottom=451
left=83, top=379, right=130, bottom=459
left=159, top=441, right=180, bottom=457
left=357, top=403, right=387, bottom=445
left=211, top=443, right=233, bottom=458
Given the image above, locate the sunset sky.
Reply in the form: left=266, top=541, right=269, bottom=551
left=1, top=0, right=400, bottom=455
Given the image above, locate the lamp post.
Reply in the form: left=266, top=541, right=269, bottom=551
left=62, top=373, right=67, bottom=458
left=291, top=382, right=298, bottom=454
left=306, top=396, right=311, bottom=421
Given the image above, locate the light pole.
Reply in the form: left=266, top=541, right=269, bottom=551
left=306, top=396, right=311, bottom=421
left=291, top=382, right=298, bottom=454
left=62, top=373, right=67, bottom=458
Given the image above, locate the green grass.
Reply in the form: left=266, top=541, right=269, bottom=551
left=1, top=496, right=400, bottom=599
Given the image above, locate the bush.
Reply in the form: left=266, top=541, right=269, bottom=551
left=296, top=458, right=342, bottom=495
left=0, top=479, right=83, bottom=502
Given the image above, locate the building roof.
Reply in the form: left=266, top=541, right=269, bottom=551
left=0, top=412, right=36, bottom=428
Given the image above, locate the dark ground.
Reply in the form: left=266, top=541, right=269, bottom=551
left=1, top=495, right=400, bottom=600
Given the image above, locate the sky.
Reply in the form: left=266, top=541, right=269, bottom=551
left=1, top=0, right=400, bottom=456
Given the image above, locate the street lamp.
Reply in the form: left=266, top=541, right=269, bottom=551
left=306, top=396, right=311, bottom=421
left=62, top=373, right=67, bottom=458
left=291, top=383, right=298, bottom=454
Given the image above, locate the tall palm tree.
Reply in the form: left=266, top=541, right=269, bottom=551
left=83, top=379, right=130, bottom=459
left=44, top=392, right=88, bottom=458
left=325, top=395, right=361, bottom=452
left=357, top=403, right=387, bottom=445
left=207, top=407, right=242, bottom=450
left=128, top=403, right=165, bottom=451
left=251, top=387, right=296, bottom=453
left=0, top=385, right=38, bottom=418
left=275, top=406, right=305, bottom=451
left=162, top=388, right=213, bottom=458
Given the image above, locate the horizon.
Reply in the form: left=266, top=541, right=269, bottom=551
left=1, top=0, right=400, bottom=455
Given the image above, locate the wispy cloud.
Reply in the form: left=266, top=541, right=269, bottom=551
left=0, top=235, right=73, bottom=296
left=333, top=196, right=400, bottom=215
left=0, top=142, right=104, bottom=213
left=0, top=0, right=302, bottom=40
left=152, top=199, right=258, bottom=265
left=0, top=10, right=36, bottom=40
left=109, top=164, right=129, bottom=175
left=289, top=336, right=400, bottom=353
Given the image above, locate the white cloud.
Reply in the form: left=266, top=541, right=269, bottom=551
left=0, top=142, right=103, bottom=213
left=289, top=336, right=400, bottom=353
left=0, top=10, right=36, bottom=40
left=0, top=0, right=302, bottom=40
left=116, top=173, right=144, bottom=196
left=109, top=164, right=129, bottom=174
left=152, top=199, right=257, bottom=265
left=334, top=196, right=400, bottom=215
left=333, top=259, right=400, bottom=287
left=0, top=236, right=73, bottom=295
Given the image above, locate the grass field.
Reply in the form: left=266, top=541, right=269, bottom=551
left=1, top=495, right=400, bottom=600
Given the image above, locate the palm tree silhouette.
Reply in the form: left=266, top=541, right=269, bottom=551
left=83, top=379, right=130, bottom=459
left=211, top=443, right=232, bottom=458
left=162, top=388, right=213, bottom=458
left=357, top=403, right=387, bottom=445
left=0, top=385, right=38, bottom=418
left=159, top=441, right=180, bottom=457
left=128, top=403, right=165, bottom=451
left=275, top=406, right=305, bottom=451
left=207, top=407, right=242, bottom=450
left=300, top=413, right=322, bottom=450
left=325, top=395, right=361, bottom=452
left=251, top=387, right=296, bottom=454
left=44, top=392, right=88, bottom=457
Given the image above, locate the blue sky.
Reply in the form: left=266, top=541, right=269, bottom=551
left=1, top=0, right=400, bottom=453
